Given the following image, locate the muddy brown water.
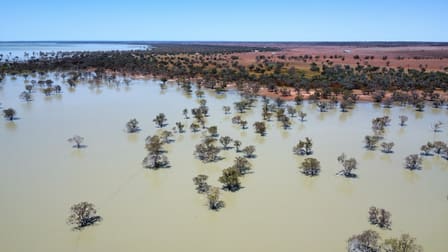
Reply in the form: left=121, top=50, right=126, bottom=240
left=0, top=76, right=447, bottom=251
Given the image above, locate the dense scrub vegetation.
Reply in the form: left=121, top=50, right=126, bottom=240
left=1, top=44, right=447, bottom=102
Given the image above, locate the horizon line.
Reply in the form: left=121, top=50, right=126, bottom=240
left=1, top=40, right=448, bottom=43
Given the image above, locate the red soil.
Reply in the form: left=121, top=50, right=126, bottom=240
left=233, top=45, right=448, bottom=72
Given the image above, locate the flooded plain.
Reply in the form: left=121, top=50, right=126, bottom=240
left=0, top=75, right=447, bottom=252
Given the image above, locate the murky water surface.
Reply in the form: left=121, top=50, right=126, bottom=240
left=0, top=76, right=447, bottom=251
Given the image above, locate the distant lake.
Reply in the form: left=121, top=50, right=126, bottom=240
left=0, top=42, right=149, bottom=61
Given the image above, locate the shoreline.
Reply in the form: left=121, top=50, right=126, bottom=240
left=105, top=71, right=448, bottom=103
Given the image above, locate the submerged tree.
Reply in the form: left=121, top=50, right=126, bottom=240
left=207, top=186, right=225, bottom=210
left=399, top=115, right=408, bottom=126
left=420, top=142, right=434, bottom=156
left=261, top=104, right=272, bottom=121
left=190, top=122, right=200, bottom=132
left=240, top=120, right=248, bottom=129
left=193, top=174, right=210, bottom=194
left=25, top=84, right=33, bottom=93
left=279, top=115, right=292, bottom=129
left=433, top=141, right=447, bottom=155
left=233, top=156, right=252, bottom=175
left=364, top=135, right=380, bottom=150
left=287, top=106, right=297, bottom=117
left=347, top=230, right=381, bottom=252
left=182, top=108, right=189, bottom=119
left=232, top=115, right=242, bottom=124
left=299, top=158, right=321, bottom=176
left=242, top=145, right=256, bottom=158
left=381, top=142, right=395, bottom=153
left=153, top=113, right=168, bottom=128
left=377, top=208, right=392, bottom=229
left=67, top=202, right=102, bottom=230
left=142, top=151, right=169, bottom=169
left=68, top=135, right=85, bottom=148
left=233, top=140, right=242, bottom=152
left=431, top=121, right=443, bottom=133
left=195, top=89, right=204, bottom=98
left=126, top=118, right=140, bottom=133
left=337, top=153, right=358, bottom=177
left=371, top=116, right=390, bottom=137
left=143, top=135, right=169, bottom=169
left=194, top=136, right=221, bottom=162
left=208, top=125, right=218, bottom=137
left=176, top=121, right=185, bottom=133
left=415, top=101, right=425, bottom=112
left=161, top=130, right=174, bottom=144
left=298, top=111, right=307, bottom=122
left=383, top=234, right=423, bottom=252
left=219, top=136, right=233, bottom=150
left=404, top=154, right=422, bottom=170
left=19, top=91, right=32, bottom=102
left=253, top=121, right=267, bottom=136
left=368, top=206, right=379, bottom=225
left=145, top=135, right=164, bottom=153
left=2, top=108, right=16, bottom=121
left=369, top=206, right=392, bottom=229
left=222, top=105, right=231, bottom=114
left=219, top=167, right=241, bottom=191
left=293, top=137, right=313, bottom=155
left=294, top=94, right=304, bottom=105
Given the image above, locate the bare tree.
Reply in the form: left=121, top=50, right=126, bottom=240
left=68, top=135, right=85, bottom=148
left=67, top=202, right=102, bottom=230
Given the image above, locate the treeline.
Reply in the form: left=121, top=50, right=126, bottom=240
left=149, top=43, right=279, bottom=54
left=1, top=46, right=447, bottom=94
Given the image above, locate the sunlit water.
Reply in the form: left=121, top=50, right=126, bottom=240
left=0, top=75, right=447, bottom=252
left=0, top=42, right=148, bottom=61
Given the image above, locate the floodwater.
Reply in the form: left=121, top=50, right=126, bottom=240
left=0, top=42, right=148, bottom=61
left=0, top=75, right=447, bottom=252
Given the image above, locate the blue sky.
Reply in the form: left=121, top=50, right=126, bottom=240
left=0, top=0, right=446, bottom=41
